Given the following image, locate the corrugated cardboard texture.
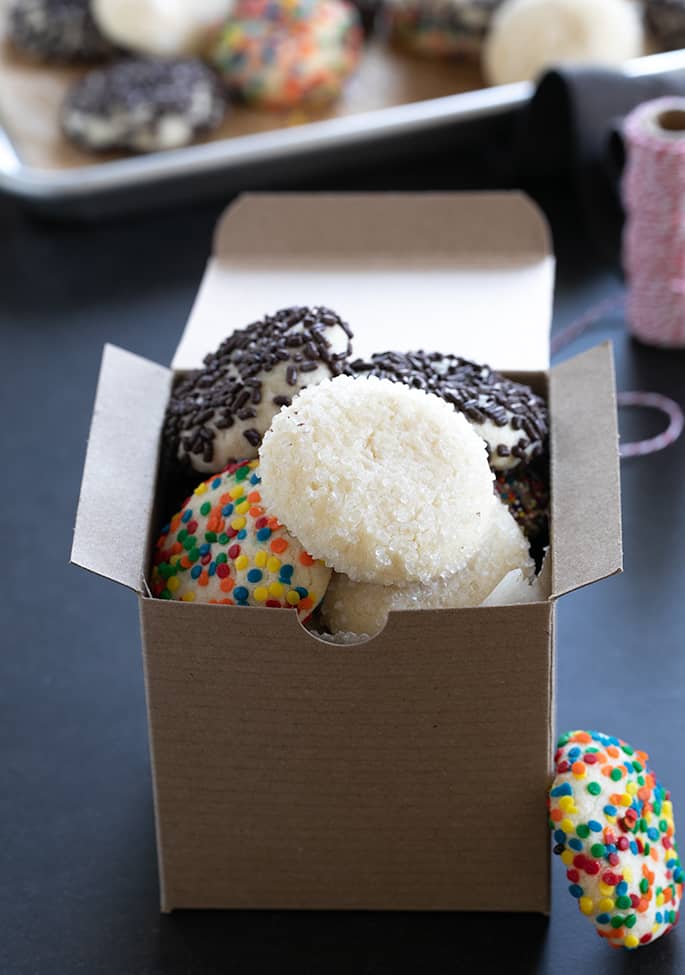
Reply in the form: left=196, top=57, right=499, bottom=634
left=173, top=193, right=554, bottom=373
left=549, top=342, right=623, bottom=598
left=71, top=344, right=171, bottom=592
left=141, top=599, right=554, bottom=912
left=0, top=5, right=482, bottom=171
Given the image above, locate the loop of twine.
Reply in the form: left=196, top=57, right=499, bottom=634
left=551, top=295, right=684, bottom=459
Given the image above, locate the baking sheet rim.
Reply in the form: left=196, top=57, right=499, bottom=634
left=2, top=49, right=685, bottom=202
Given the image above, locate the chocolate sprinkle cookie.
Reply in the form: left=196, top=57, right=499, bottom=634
left=61, top=57, right=226, bottom=153
left=348, top=349, right=548, bottom=470
left=645, top=0, right=685, bottom=50
left=350, top=0, right=384, bottom=34
left=164, top=306, right=354, bottom=474
left=8, top=0, right=115, bottom=62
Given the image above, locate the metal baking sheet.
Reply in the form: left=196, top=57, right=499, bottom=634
left=2, top=43, right=685, bottom=217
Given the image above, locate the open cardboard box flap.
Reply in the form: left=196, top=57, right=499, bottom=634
left=71, top=344, right=172, bottom=592
left=549, top=341, right=623, bottom=597
left=173, top=192, right=555, bottom=373
left=71, top=193, right=621, bottom=600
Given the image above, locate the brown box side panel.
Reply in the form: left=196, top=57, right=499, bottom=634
left=140, top=599, right=554, bottom=913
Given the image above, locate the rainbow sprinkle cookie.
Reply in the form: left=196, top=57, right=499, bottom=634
left=211, top=0, right=363, bottom=109
left=151, top=460, right=331, bottom=618
left=494, top=459, right=549, bottom=543
left=550, top=730, right=683, bottom=950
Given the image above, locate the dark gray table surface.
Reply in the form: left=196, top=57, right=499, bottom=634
left=2, top=146, right=685, bottom=975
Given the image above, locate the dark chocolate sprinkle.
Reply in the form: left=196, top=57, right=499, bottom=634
left=243, top=428, right=261, bottom=447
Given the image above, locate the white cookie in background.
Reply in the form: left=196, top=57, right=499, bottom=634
left=483, top=0, right=644, bottom=86
left=92, top=0, right=234, bottom=57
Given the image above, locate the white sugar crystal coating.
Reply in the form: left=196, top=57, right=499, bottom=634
left=93, top=0, right=234, bottom=56
left=321, top=498, right=533, bottom=634
left=484, top=0, right=643, bottom=86
left=259, top=375, right=498, bottom=585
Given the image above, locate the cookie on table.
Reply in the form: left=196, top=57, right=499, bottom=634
left=645, top=0, right=685, bottom=50
left=259, top=374, right=498, bottom=586
left=8, top=0, right=115, bottom=62
left=549, top=729, right=682, bottom=950
left=163, top=306, right=353, bottom=475
left=61, top=57, right=226, bottom=153
left=211, top=0, right=363, bottom=109
left=321, top=496, right=533, bottom=636
left=385, top=0, right=503, bottom=57
left=348, top=349, right=548, bottom=471
left=151, top=459, right=331, bottom=618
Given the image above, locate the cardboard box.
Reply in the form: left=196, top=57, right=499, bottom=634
left=71, top=193, right=622, bottom=913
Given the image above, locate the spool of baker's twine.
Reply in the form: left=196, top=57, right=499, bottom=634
left=551, top=296, right=684, bottom=459
left=623, top=97, right=685, bottom=348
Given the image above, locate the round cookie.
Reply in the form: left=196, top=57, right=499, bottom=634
left=92, top=0, right=234, bottom=58
left=164, top=306, right=353, bottom=474
left=385, top=0, right=502, bottom=57
left=151, top=459, right=331, bottom=618
left=8, top=0, right=115, bottom=62
left=259, top=374, right=498, bottom=586
left=645, top=0, right=685, bottom=51
left=321, top=497, right=533, bottom=635
left=61, top=57, right=226, bottom=153
left=549, top=730, right=683, bottom=950
left=211, top=0, right=363, bottom=109
left=494, top=458, right=549, bottom=543
left=483, top=0, right=644, bottom=86
left=348, top=349, right=548, bottom=471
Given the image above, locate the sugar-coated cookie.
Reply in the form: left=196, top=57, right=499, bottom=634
left=151, top=460, right=331, bottom=618
left=61, top=57, right=226, bottom=152
left=321, top=497, right=533, bottom=635
left=8, top=0, right=114, bottom=61
left=211, top=0, right=363, bottom=109
left=349, top=349, right=548, bottom=471
left=164, top=306, right=353, bottom=474
left=550, top=730, right=682, bottom=950
left=92, top=0, right=234, bottom=58
left=386, top=0, right=502, bottom=56
left=259, top=374, right=498, bottom=585
left=484, top=0, right=644, bottom=86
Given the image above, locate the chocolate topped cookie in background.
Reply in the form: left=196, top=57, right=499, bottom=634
left=385, top=0, right=503, bottom=57
left=645, top=0, right=685, bottom=50
left=61, top=57, right=227, bottom=152
left=164, top=306, right=354, bottom=474
left=348, top=349, right=548, bottom=471
left=8, top=0, right=115, bottom=62
left=349, top=0, right=384, bottom=34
